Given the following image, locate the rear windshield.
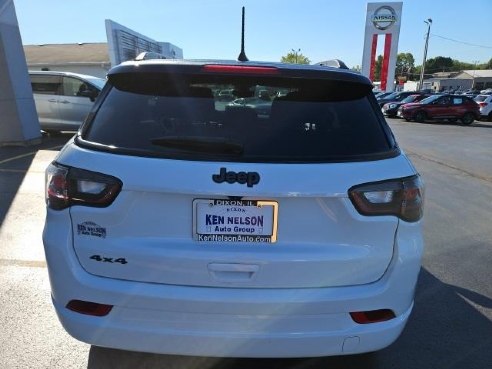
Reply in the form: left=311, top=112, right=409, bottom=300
left=80, top=73, right=395, bottom=163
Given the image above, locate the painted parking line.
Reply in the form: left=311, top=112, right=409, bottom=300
left=0, top=145, right=63, bottom=165
left=0, top=169, right=27, bottom=173
left=0, top=259, right=47, bottom=268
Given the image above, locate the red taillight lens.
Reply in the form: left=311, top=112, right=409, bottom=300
left=66, top=300, right=113, bottom=317
left=350, top=309, right=396, bottom=324
left=349, top=175, right=424, bottom=222
left=202, top=65, right=280, bottom=75
left=46, top=162, right=122, bottom=210
left=478, top=102, right=487, bottom=108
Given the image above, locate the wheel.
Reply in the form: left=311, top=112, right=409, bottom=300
left=461, top=112, right=475, bottom=125
left=414, top=111, right=426, bottom=123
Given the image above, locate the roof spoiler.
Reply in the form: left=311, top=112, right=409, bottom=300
left=317, top=59, right=349, bottom=69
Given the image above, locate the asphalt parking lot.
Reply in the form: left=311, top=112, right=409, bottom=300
left=1, top=119, right=491, bottom=369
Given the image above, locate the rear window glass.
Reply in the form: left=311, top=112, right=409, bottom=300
left=81, top=74, right=394, bottom=163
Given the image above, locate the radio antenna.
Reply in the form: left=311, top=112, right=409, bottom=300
left=237, top=7, right=249, bottom=62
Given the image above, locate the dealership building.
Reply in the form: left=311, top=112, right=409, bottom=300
left=23, top=19, right=183, bottom=79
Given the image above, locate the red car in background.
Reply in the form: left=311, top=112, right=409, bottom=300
left=397, top=94, right=480, bottom=125
left=382, top=93, right=431, bottom=118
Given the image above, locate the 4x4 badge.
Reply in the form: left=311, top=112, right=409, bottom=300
left=212, top=167, right=260, bottom=187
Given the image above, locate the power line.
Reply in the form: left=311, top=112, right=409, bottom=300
left=430, top=34, right=492, bottom=49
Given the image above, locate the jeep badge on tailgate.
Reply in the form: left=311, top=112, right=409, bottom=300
left=212, top=167, right=260, bottom=187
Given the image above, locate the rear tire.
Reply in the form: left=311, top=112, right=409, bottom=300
left=461, top=112, right=475, bottom=125
left=414, top=111, right=426, bottom=123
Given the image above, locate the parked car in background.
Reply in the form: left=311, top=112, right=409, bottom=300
left=373, top=91, right=391, bottom=98
left=377, top=91, right=419, bottom=108
left=398, top=94, right=480, bottom=125
left=475, top=94, right=492, bottom=121
left=29, top=71, right=106, bottom=133
left=382, top=93, right=431, bottom=118
left=227, top=97, right=272, bottom=117
left=43, top=58, right=424, bottom=358
left=460, top=89, right=480, bottom=99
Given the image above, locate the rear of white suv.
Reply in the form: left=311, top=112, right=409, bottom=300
left=475, top=94, right=492, bottom=121
left=43, top=60, right=424, bottom=357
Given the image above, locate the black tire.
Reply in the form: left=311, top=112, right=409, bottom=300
left=461, top=112, right=475, bottom=125
left=414, top=111, right=426, bottom=123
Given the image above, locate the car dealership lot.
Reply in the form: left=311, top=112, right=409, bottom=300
left=1, top=119, right=491, bottom=369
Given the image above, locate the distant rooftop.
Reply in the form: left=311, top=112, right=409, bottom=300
left=462, top=70, right=492, bottom=78
left=24, top=43, right=109, bottom=65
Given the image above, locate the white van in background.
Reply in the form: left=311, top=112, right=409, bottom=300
left=29, top=71, right=106, bottom=133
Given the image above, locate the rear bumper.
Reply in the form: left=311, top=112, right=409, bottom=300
left=382, top=107, right=398, bottom=116
left=43, top=213, right=423, bottom=357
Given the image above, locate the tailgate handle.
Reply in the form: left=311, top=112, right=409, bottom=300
left=208, top=263, right=259, bottom=282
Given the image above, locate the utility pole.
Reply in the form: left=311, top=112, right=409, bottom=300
left=418, top=18, right=432, bottom=91
left=472, top=60, right=479, bottom=90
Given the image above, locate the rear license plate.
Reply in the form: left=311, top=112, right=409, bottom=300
left=193, top=199, right=278, bottom=243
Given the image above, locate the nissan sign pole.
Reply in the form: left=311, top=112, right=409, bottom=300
left=361, top=2, right=403, bottom=92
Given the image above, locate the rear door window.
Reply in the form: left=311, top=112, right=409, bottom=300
left=30, top=74, right=62, bottom=95
left=81, top=73, right=395, bottom=163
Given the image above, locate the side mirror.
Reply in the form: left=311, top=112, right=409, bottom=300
left=78, top=89, right=99, bottom=102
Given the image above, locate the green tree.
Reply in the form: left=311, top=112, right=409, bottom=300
left=351, top=65, right=362, bottom=73
left=374, top=55, right=383, bottom=81
left=424, top=56, right=454, bottom=73
left=396, top=52, right=415, bottom=79
left=281, top=50, right=310, bottom=64
left=486, top=58, right=492, bottom=69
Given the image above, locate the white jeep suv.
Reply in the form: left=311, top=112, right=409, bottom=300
left=43, top=59, right=424, bottom=358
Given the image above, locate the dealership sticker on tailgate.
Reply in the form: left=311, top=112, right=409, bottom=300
left=193, top=199, right=278, bottom=243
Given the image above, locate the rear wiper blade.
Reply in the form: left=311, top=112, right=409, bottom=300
left=151, top=136, right=244, bottom=155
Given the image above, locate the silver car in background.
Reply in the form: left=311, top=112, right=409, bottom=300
left=29, top=71, right=106, bottom=133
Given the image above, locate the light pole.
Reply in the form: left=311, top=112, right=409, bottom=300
left=291, top=48, right=300, bottom=64
left=418, top=18, right=432, bottom=91
left=472, top=60, right=479, bottom=90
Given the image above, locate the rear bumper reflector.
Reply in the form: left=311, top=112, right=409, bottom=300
left=350, top=309, right=396, bottom=324
left=66, top=300, right=113, bottom=317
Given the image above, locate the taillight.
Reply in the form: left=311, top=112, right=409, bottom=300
left=478, top=102, right=487, bottom=108
left=202, top=65, right=280, bottom=75
left=349, top=175, right=424, bottom=222
left=45, top=162, right=122, bottom=210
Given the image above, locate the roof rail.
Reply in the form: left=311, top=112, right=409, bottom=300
left=135, top=52, right=166, bottom=61
left=317, top=59, right=349, bottom=69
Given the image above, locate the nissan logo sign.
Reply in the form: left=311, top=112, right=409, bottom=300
left=372, top=6, right=397, bottom=30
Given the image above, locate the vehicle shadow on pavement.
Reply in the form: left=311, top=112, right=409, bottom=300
left=86, top=268, right=492, bottom=369
left=380, top=268, right=492, bottom=369
left=87, top=348, right=376, bottom=369
left=0, top=132, right=72, bottom=228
